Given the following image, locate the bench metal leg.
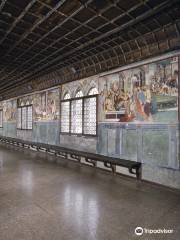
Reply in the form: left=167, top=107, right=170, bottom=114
left=56, top=152, right=68, bottom=159
left=129, top=165, right=142, bottom=180
left=136, top=165, right=142, bottom=180
left=104, top=162, right=116, bottom=174
left=70, top=154, right=81, bottom=162
left=85, top=158, right=97, bottom=167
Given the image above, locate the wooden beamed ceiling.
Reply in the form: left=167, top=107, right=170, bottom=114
left=0, top=0, right=180, bottom=99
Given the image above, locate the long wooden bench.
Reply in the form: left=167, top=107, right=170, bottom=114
left=0, top=136, right=142, bottom=179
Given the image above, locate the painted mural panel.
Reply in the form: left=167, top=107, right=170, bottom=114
left=33, top=88, right=59, bottom=121
left=33, top=92, right=46, bottom=121
left=3, top=100, right=16, bottom=122
left=46, top=88, right=59, bottom=120
left=99, top=56, right=178, bottom=123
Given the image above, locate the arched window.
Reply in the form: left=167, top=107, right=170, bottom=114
left=61, top=92, right=70, bottom=133
left=88, top=87, right=98, bottom=95
left=75, top=90, right=83, bottom=98
left=84, top=88, right=98, bottom=135
left=60, top=87, right=98, bottom=136
left=0, top=109, right=3, bottom=128
left=63, top=92, right=70, bottom=100
left=17, top=103, right=32, bottom=130
left=71, top=90, right=83, bottom=134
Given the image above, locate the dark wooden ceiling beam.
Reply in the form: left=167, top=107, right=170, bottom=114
left=12, top=0, right=177, bottom=84
left=0, top=0, right=167, bottom=86
left=0, top=0, right=120, bottom=81
left=0, top=0, right=179, bottom=97
left=1, top=20, right=178, bottom=95
left=1, top=0, right=93, bottom=81
left=0, top=0, right=37, bottom=45
left=0, top=21, right=178, bottom=94
left=0, top=0, right=68, bottom=63
left=27, top=22, right=179, bottom=79
left=0, top=0, right=7, bottom=12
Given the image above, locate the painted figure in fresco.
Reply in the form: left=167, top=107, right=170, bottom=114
left=101, top=79, right=137, bottom=122
left=34, top=93, right=46, bottom=120
left=168, top=70, right=178, bottom=95
left=144, top=86, right=152, bottom=119
left=104, top=93, right=114, bottom=111
left=153, top=59, right=179, bottom=98
left=47, top=99, right=57, bottom=120
left=131, top=74, right=140, bottom=87
left=137, top=87, right=146, bottom=105
left=4, top=101, right=16, bottom=121
left=46, top=90, right=59, bottom=120
left=119, top=91, right=136, bottom=122
left=101, top=56, right=178, bottom=123
left=114, top=89, right=126, bottom=110
left=133, top=85, right=152, bottom=121
left=34, top=103, right=44, bottom=119
left=111, top=81, right=120, bottom=111
left=133, top=87, right=146, bottom=121
left=160, top=82, right=169, bottom=95
left=102, top=81, right=119, bottom=112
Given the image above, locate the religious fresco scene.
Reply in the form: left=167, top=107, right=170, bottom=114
left=46, top=89, right=59, bottom=120
left=3, top=100, right=17, bottom=122
left=33, top=89, right=59, bottom=121
left=33, top=92, right=46, bottom=121
left=99, top=56, right=178, bottom=123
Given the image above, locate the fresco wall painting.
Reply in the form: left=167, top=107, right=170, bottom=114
left=0, top=55, right=178, bottom=125
left=33, top=88, right=59, bottom=121
left=99, top=56, right=178, bottom=123
left=3, top=100, right=16, bottom=122
left=46, top=89, right=59, bottom=120
left=33, top=92, right=46, bottom=121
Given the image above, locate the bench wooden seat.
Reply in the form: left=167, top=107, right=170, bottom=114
left=0, top=136, right=141, bottom=179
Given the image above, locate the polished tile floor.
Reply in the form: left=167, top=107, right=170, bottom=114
left=0, top=143, right=180, bottom=240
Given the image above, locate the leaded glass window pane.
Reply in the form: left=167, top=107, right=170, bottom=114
left=0, top=110, right=3, bottom=127
left=22, top=107, right=27, bottom=129
left=84, top=97, right=97, bottom=135
left=17, top=108, right=22, bottom=129
left=88, top=87, right=98, bottom=95
left=60, top=88, right=98, bottom=136
left=75, top=90, right=83, bottom=98
left=64, top=93, right=70, bottom=100
left=27, top=106, right=33, bottom=130
left=71, top=99, right=82, bottom=134
left=17, top=106, right=32, bottom=130
left=61, top=101, right=70, bottom=132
